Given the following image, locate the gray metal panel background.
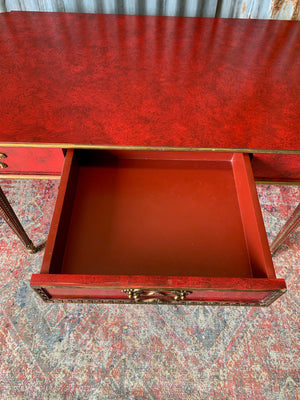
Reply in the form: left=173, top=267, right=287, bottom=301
left=0, top=0, right=299, bottom=19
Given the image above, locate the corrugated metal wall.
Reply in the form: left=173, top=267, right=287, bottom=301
left=0, top=0, right=299, bottom=20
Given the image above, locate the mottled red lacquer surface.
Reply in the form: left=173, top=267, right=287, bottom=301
left=0, top=12, right=299, bottom=151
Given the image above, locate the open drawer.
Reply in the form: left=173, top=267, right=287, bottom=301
left=31, top=149, right=286, bottom=306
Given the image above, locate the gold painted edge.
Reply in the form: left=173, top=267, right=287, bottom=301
left=0, top=174, right=61, bottom=180
left=255, top=180, right=300, bottom=186
left=0, top=143, right=300, bottom=154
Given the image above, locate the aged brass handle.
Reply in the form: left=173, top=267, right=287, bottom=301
left=123, top=289, right=192, bottom=303
left=0, top=153, right=7, bottom=159
left=0, top=162, right=8, bottom=169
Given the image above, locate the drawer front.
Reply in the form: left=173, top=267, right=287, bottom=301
left=0, top=147, right=64, bottom=177
left=252, top=154, right=300, bottom=183
left=31, top=275, right=286, bottom=307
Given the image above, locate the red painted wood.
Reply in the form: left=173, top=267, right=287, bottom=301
left=40, top=150, right=275, bottom=279
left=0, top=147, right=64, bottom=175
left=252, top=154, right=300, bottom=182
left=31, top=149, right=285, bottom=305
left=60, top=153, right=252, bottom=278
left=232, top=153, right=276, bottom=278
left=30, top=274, right=286, bottom=305
left=38, top=288, right=277, bottom=304
left=40, top=149, right=76, bottom=273
left=31, top=273, right=286, bottom=291
left=0, top=12, right=299, bottom=152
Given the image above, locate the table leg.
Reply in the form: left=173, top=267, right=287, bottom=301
left=270, top=203, right=300, bottom=255
left=0, top=186, right=37, bottom=253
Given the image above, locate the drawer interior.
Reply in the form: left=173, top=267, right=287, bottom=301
left=42, top=149, right=275, bottom=280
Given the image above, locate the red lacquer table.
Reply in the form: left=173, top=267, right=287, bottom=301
left=0, top=12, right=299, bottom=306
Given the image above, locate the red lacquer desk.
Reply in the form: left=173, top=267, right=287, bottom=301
left=0, top=12, right=299, bottom=305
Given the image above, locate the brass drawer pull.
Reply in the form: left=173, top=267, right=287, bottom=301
left=0, top=153, right=7, bottom=159
left=0, top=161, right=8, bottom=169
left=123, top=288, right=192, bottom=303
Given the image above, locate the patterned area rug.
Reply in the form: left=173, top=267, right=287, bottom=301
left=0, top=179, right=299, bottom=400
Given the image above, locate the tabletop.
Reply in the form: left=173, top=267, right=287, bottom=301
left=0, top=12, right=299, bottom=153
